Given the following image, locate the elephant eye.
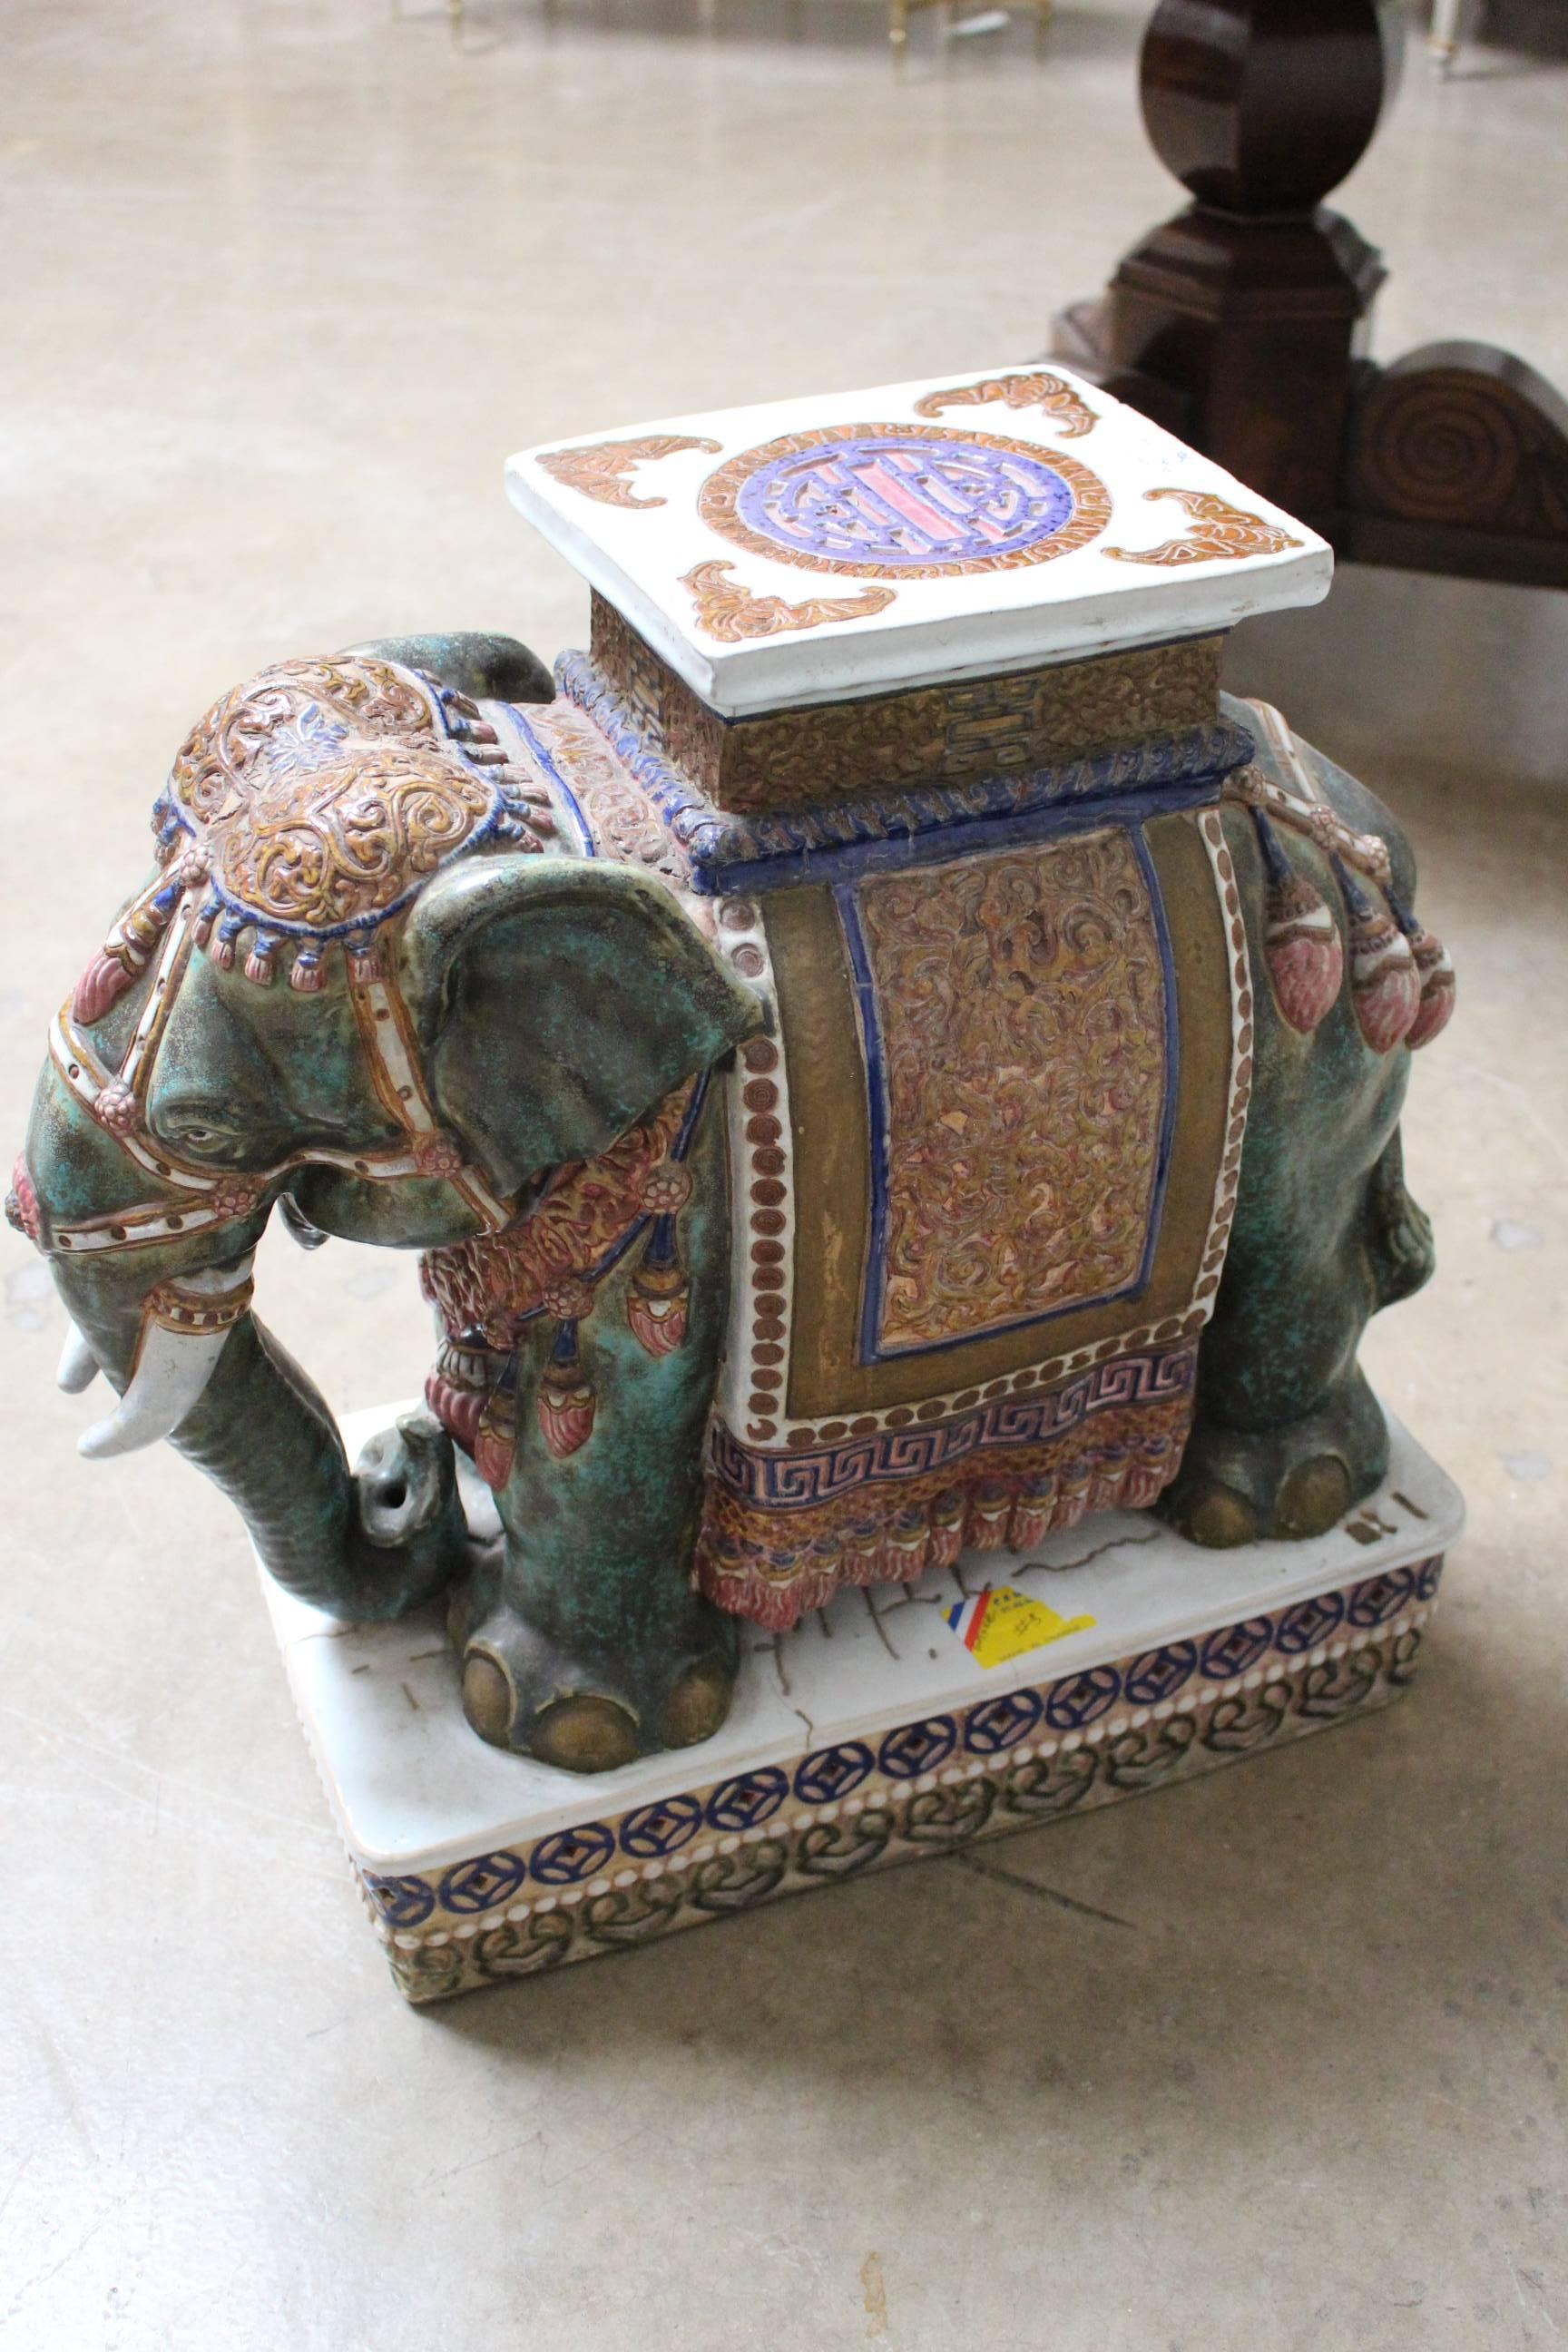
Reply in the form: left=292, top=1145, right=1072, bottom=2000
left=161, top=1110, right=245, bottom=1156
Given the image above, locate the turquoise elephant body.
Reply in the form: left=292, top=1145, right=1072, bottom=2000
left=13, top=633, right=1452, bottom=1774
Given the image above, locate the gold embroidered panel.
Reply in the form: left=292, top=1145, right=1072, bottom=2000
left=847, top=830, right=1169, bottom=1358
left=760, top=808, right=1235, bottom=1422
left=588, top=596, right=1223, bottom=816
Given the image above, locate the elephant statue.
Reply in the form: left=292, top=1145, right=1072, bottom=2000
left=12, top=627, right=1454, bottom=1775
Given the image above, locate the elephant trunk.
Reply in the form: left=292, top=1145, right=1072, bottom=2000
left=49, top=1244, right=468, bottom=1621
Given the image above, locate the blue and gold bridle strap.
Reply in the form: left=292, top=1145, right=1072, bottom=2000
left=45, top=887, right=515, bottom=1259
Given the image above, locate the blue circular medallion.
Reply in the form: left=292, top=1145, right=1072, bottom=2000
left=529, top=1822, right=615, bottom=1886
left=1044, top=1665, right=1121, bottom=1730
left=793, top=1741, right=875, bottom=1806
left=698, top=424, right=1111, bottom=581
left=706, top=1768, right=790, bottom=1834
left=1123, top=1641, right=1198, bottom=1707
left=1348, top=1568, right=1415, bottom=1626
left=364, top=1872, right=436, bottom=1927
left=878, top=1716, right=958, bottom=1779
left=1199, top=1618, right=1274, bottom=1680
left=439, top=1849, right=527, bottom=1914
left=619, top=1796, right=703, bottom=1859
left=964, top=1688, right=1044, bottom=1754
left=1275, top=1592, right=1346, bottom=1653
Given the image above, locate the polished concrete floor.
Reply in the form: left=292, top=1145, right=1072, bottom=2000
left=3, top=4, right=1567, bottom=2347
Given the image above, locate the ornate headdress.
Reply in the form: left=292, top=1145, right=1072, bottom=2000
left=74, top=655, right=554, bottom=1020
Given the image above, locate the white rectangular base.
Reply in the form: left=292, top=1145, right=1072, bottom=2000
left=264, top=1404, right=1462, bottom=2004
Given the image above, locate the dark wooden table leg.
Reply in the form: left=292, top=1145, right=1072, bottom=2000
left=1052, top=0, right=1568, bottom=587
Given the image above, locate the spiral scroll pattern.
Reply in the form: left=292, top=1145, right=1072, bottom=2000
left=1352, top=372, right=1524, bottom=525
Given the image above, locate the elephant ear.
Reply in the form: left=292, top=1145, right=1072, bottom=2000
left=400, top=857, right=761, bottom=1194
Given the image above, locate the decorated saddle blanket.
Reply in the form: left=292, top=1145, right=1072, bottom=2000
left=419, top=682, right=1252, bottom=1630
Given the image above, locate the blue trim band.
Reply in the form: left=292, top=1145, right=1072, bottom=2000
left=507, top=704, right=595, bottom=859
left=836, top=818, right=1178, bottom=1367
left=555, top=652, right=1253, bottom=897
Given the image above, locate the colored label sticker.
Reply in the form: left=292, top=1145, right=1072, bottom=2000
left=945, top=1586, right=1096, bottom=1670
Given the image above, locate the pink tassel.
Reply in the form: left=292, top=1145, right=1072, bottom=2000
left=627, top=1272, right=689, bottom=1358
left=964, top=1485, right=1014, bottom=1553
left=537, top=1322, right=595, bottom=1459
left=1051, top=1465, right=1092, bottom=1531
left=1265, top=875, right=1343, bottom=1034
left=1255, top=810, right=1343, bottom=1034
left=1406, top=926, right=1456, bottom=1049
left=72, top=951, right=138, bottom=1027
left=475, top=1384, right=519, bottom=1491
left=5, top=1157, right=42, bottom=1245
left=1087, top=1448, right=1129, bottom=1514
left=627, top=1213, right=690, bottom=1357
left=537, top=1377, right=595, bottom=1459
left=1004, top=1492, right=1054, bottom=1551
left=1338, top=860, right=1419, bottom=1054
left=926, top=1494, right=966, bottom=1572
left=877, top=1514, right=930, bottom=1583
left=425, top=1370, right=485, bottom=1458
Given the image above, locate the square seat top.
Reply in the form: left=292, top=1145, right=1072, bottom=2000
left=505, top=363, right=1331, bottom=720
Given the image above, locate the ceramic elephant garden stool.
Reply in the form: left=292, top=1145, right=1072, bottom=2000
left=15, top=368, right=1456, bottom=1799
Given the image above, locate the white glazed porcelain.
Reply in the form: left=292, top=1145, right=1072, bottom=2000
left=267, top=1403, right=1459, bottom=1884
left=505, top=364, right=1333, bottom=717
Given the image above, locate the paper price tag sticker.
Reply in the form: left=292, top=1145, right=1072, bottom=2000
left=945, top=1586, right=1096, bottom=1670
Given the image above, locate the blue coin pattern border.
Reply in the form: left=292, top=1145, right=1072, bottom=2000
left=361, top=1559, right=1444, bottom=1932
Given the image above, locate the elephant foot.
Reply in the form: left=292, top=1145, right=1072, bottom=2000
left=1161, top=1368, right=1389, bottom=1549
left=446, top=1581, right=740, bottom=1771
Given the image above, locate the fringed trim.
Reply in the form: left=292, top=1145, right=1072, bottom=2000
left=425, top=1338, right=511, bottom=1463
left=695, top=1403, right=1192, bottom=1632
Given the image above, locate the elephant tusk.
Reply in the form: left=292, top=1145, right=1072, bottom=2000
left=57, top=1318, right=101, bottom=1395
left=78, top=1254, right=254, bottom=1462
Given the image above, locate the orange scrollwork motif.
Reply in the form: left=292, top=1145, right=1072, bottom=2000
left=1105, top=488, right=1302, bottom=567
left=420, top=1082, right=694, bottom=1342
left=536, top=435, right=722, bottom=509
left=913, top=371, right=1099, bottom=439
left=854, top=830, right=1168, bottom=1352
left=165, top=660, right=504, bottom=934
left=680, top=560, right=897, bottom=643
left=211, top=744, right=498, bottom=933
left=170, top=658, right=438, bottom=826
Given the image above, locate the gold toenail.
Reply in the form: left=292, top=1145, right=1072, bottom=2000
left=1182, top=1485, right=1259, bottom=1549
left=532, top=1694, right=640, bottom=1775
left=662, top=1656, right=734, bottom=1750
left=1277, top=1455, right=1353, bottom=1539
left=461, top=1650, right=514, bottom=1745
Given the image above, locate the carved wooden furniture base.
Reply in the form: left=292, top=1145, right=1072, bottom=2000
left=264, top=1402, right=1462, bottom=2004
left=1046, top=0, right=1568, bottom=590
